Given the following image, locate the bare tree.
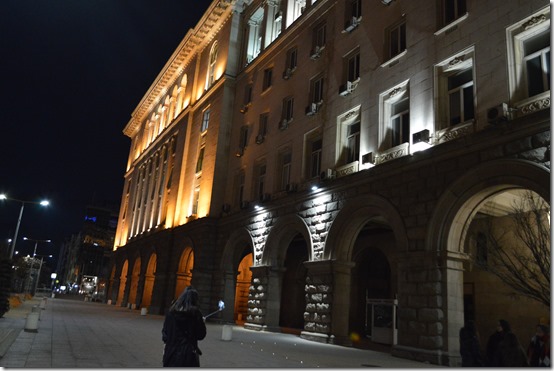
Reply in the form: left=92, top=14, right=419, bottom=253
left=475, top=191, right=550, bottom=308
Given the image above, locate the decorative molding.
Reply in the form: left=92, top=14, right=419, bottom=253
left=376, top=143, right=409, bottom=164
left=435, top=122, right=473, bottom=144
left=520, top=97, right=550, bottom=115
left=448, top=56, right=464, bottom=68
left=522, top=14, right=548, bottom=30
left=336, top=161, right=359, bottom=178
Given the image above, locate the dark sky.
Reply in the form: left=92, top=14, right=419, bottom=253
left=0, top=1, right=211, bottom=258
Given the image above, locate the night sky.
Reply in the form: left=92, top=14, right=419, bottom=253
left=0, top=1, right=211, bottom=258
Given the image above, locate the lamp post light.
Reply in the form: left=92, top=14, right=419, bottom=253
left=23, top=237, right=52, bottom=295
left=0, top=194, right=50, bottom=259
left=33, top=254, right=53, bottom=295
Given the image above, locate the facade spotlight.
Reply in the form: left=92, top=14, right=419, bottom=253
left=412, top=129, right=432, bottom=153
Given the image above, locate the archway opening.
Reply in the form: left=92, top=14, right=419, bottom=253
left=128, top=257, right=141, bottom=307
left=462, top=189, right=550, bottom=349
left=117, top=260, right=128, bottom=306
left=279, top=234, right=308, bottom=333
left=175, top=247, right=194, bottom=299
left=234, top=252, right=253, bottom=324
left=142, top=253, right=157, bottom=308
left=349, top=220, right=397, bottom=351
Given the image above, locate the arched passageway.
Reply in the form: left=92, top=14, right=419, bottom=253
left=117, top=260, right=129, bottom=306
left=235, top=252, right=252, bottom=324
left=142, top=253, right=156, bottom=308
left=175, top=247, right=194, bottom=299
left=279, top=235, right=308, bottom=332
left=128, top=257, right=141, bottom=307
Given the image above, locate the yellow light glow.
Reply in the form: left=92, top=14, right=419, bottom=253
left=197, top=88, right=204, bottom=101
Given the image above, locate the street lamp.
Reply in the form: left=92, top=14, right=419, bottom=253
left=33, top=254, right=53, bottom=295
left=0, top=194, right=50, bottom=259
left=23, top=237, right=52, bottom=295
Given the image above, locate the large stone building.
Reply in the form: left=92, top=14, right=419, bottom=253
left=107, top=0, right=550, bottom=365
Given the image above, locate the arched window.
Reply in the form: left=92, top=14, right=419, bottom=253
left=177, top=74, right=187, bottom=114
left=206, top=41, right=218, bottom=89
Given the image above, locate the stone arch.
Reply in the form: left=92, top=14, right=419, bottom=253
left=128, top=256, right=141, bottom=308
left=116, top=259, right=129, bottom=306
left=427, top=159, right=550, bottom=253
left=141, top=253, right=157, bottom=308
left=175, top=246, right=194, bottom=299
left=426, top=159, right=550, bottom=364
left=262, top=214, right=312, bottom=266
left=220, top=228, right=255, bottom=323
left=325, top=194, right=409, bottom=261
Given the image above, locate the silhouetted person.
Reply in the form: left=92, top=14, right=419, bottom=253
left=459, top=320, right=484, bottom=366
left=527, top=324, right=550, bottom=367
left=487, top=319, right=528, bottom=367
left=162, top=286, right=206, bottom=367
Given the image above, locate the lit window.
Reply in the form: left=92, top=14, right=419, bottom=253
left=270, top=2, right=283, bottom=43
left=207, top=42, right=218, bottom=89
left=201, top=108, right=210, bottom=132
left=292, top=0, right=306, bottom=23
left=434, top=48, right=474, bottom=131
left=390, top=97, right=410, bottom=147
left=195, top=146, right=205, bottom=174
left=506, top=7, right=550, bottom=112
left=346, top=122, right=360, bottom=163
left=246, top=7, right=264, bottom=64
left=447, top=68, right=474, bottom=126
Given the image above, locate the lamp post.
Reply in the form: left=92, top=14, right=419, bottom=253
left=0, top=194, right=50, bottom=259
left=33, top=254, right=53, bottom=295
left=23, top=237, right=52, bottom=295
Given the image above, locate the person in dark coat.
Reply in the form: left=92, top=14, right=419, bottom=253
left=527, top=324, right=550, bottom=367
left=162, top=286, right=207, bottom=367
left=487, top=319, right=528, bottom=367
left=459, top=320, right=484, bottom=366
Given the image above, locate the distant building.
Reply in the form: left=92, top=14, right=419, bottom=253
left=108, top=0, right=550, bottom=366
left=57, top=204, right=117, bottom=296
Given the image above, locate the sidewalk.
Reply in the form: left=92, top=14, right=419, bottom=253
left=0, top=296, right=440, bottom=368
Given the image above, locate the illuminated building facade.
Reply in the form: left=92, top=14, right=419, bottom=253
left=109, top=0, right=550, bottom=365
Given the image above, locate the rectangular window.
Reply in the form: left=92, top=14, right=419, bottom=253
left=448, top=68, right=474, bottom=126
left=312, top=77, right=324, bottom=104
left=195, top=146, right=205, bottom=173
left=246, top=8, right=264, bottom=63
left=263, top=68, right=273, bottom=91
left=282, top=96, right=294, bottom=121
left=201, top=109, right=210, bottom=132
left=258, top=113, right=269, bottom=140
left=346, top=122, right=360, bottom=163
left=237, top=171, right=245, bottom=206
left=347, top=51, right=360, bottom=82
left=244, top=84, right=253, bottom=105
left=239, top=126, right=248, bottom=150
left=292, top=0, right=306, bottom=22
left=256, top=164, right=266, bottom=200
left=314, top=22, right=326, bottom=49
left=390, top=97, right=410, bottom=147
left=287, top=47, right=297, bottom=71
left=310, top=139, right=322, bottom=179
left=388, top=21, right=406, bottom=59
left=524, top=30, right=550, bottom=97
left=443, top=0, right=467, bottom=26
left=345, top=0, right=362, bottom=29
left=281, top=153, right=291, bottom=190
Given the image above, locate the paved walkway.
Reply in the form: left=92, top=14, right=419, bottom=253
left=0, top=295, right=440, bottom=368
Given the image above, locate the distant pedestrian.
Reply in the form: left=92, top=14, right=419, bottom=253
left=487, top=319, right=528, bottom=367
left=459, top=320, right=484, bottom=366
left=162, top=286, right=207, bottom=367
left=527, top=324, right=550, bottom=367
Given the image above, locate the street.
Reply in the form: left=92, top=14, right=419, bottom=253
left=0, top=296, right=438, bottom=368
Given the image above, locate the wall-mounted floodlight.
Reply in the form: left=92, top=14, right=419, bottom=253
left=412, top=129, right=432, bottom=153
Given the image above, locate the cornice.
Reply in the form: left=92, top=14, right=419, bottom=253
left=124, top=0, right=237, bottom=137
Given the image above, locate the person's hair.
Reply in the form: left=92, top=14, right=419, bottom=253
left=170, top=286, right=199, bottom=313
left=499, top=319, right=511, bottom=332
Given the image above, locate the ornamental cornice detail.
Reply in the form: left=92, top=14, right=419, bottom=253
left=522, top=14, right=548, bottom=30
left=124, top=1, right=236, bottom=136
left=521, top=97, right=550, bottom=115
